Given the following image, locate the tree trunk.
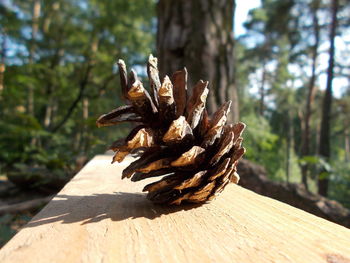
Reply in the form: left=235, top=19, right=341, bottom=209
left=300, top=0, right=320, bottom=189
left=157, top=0, right=239, bottom=122
left=44, top=100, right=53, bottom=128
left=81, top=97, right=89, bottom=153
left=43, top=2, right=62, bottom=129
left=0, top=29, right=6, bottom=99
left=318, top=0, right=338, bottom=197
left=28, top=0, right=41, bottom=116
left=285, top=112, right=293, bottom=183
left=51, top=35, right=98, bottom=132
left=345, top=126, right=350, bottom=162
left=259, top=64, right=266, bottom=116
left=43, top=47, right=65, bottom=129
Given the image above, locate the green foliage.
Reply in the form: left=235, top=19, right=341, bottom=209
left=0, top=214, right=33, bottom=247
left=239, top=0, right=350, bottom=206
left=298, top=155, right=333, bottom=179
left=0, top=0, right=155, bottom=185
left=241, top=114, right=279, bottom=174
left=0, top=214, right=17, bottom=247
left=241, top=113, right=303, bottom=182
left=0, top=0, right=349, bottom=211
left=329, top=161, right=350, bottom=208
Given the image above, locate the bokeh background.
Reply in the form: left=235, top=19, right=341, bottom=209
left=0, top=0, right=349, bottom=245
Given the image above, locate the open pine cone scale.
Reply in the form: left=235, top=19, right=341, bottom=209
left=97, top=55, right=246, bottom=205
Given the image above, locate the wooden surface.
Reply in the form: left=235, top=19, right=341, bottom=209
left=1, top=155, right=350, bottom=263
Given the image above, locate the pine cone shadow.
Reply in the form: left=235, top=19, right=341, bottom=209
left=25, top=192, right=202, bottom=228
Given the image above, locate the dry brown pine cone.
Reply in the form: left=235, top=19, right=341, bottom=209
left=96, top=55, right=246, bottom=205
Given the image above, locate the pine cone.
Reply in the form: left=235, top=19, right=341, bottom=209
left=96, top=55, right=246, bottom=205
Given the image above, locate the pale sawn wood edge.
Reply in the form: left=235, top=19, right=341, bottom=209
left=0, top=155, right=349, bottom=263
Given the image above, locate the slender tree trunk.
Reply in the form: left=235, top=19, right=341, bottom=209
left=157, top=0, right=239, bottom=122
left=345, top=130, right=350, bottom=162
left=44, top=100, right=53, bottom=128
left=43, top=47, right=64, bottom=129
left=259, top=64, right=266, bottom=116
left=43, top=2, right=62, bottom=129
left=28, top=0, right=41, bottom=116
left=51, top=101, right=58, bottom=127
left=51, top=36, right=98, bottom=132
left=346, top=80, right=350, bottom=162
left=0, top=29, right=6, bottom=99
left=318, top=0, right=338, bottom=197
left=285, top=112, right=294, bottom=183
left=81, top=97, right=89, bottom=153
left=300, top=1, right=320, bottom=189
left=43, top=2, right=60, bottom=33
left=73, top=131, right=82, bottom=152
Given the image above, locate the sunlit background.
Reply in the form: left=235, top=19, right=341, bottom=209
left=0, top=0, right=349, bottom=245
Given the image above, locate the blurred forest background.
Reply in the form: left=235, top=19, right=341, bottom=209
left=0, top=0, right=350, bottom=245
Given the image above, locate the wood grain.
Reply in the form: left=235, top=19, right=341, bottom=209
left=1, top=155, right=350, bottom=263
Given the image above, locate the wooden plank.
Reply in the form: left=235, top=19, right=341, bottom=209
left=0, top=155, right=350, bottom=263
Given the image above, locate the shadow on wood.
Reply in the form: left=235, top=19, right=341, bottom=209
left=25, top=192, right=201, bottom=228
left=1, top=155, right=350, bottom=263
